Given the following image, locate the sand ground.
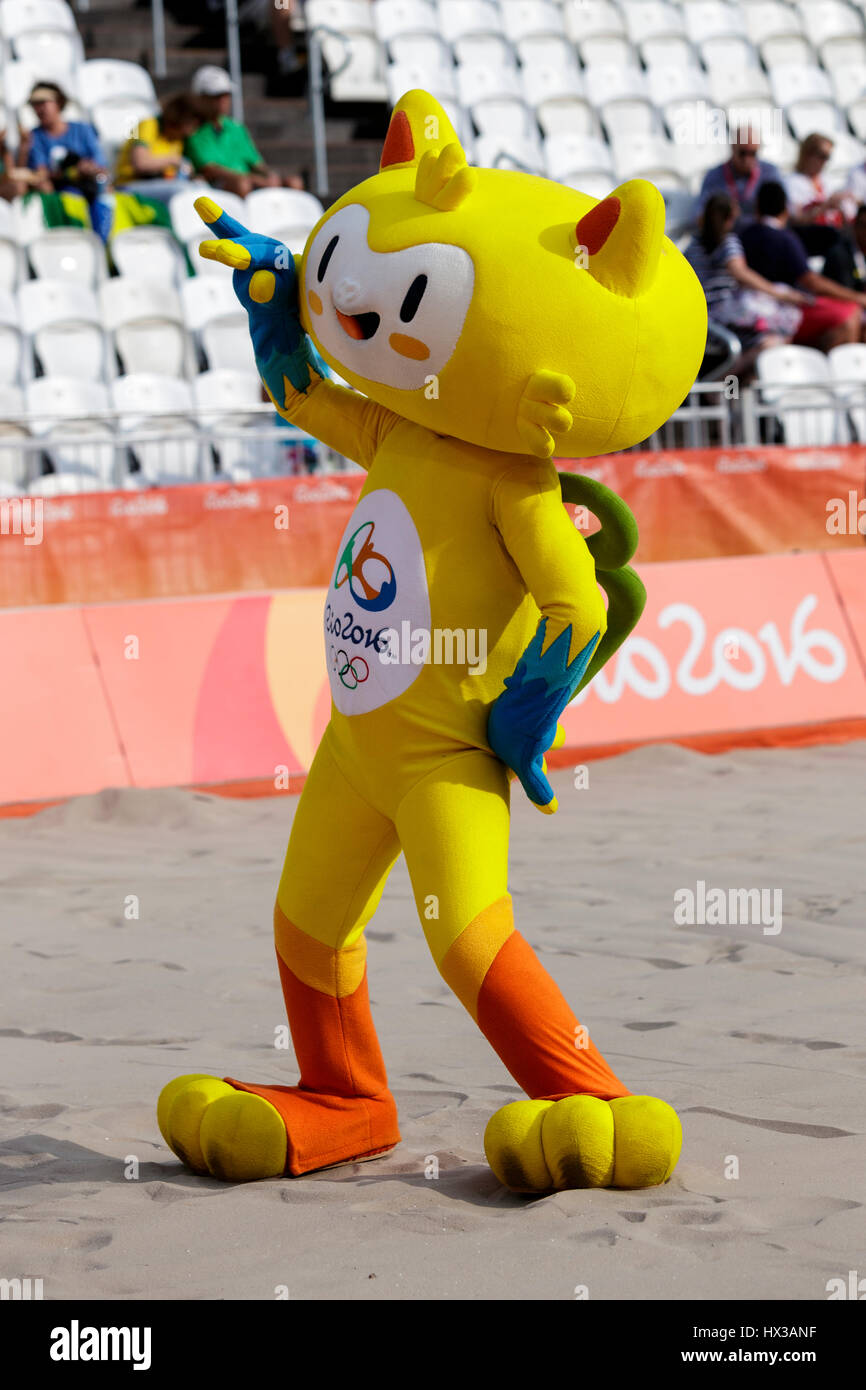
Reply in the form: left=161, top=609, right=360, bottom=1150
left=1, top=741, right=864, bottom=1301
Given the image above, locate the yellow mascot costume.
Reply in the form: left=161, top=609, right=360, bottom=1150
left=158, top=90, right=707, bottom=1192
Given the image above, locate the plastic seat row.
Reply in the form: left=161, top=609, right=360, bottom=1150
left=0, top=273, right=269, bottom=383
left=756, top=340, right=866, bottom=445
left=0, top=368, right=287, bottom=492
left=302, top=0, right=866, bottom=104
left=0, top=187, right=326, bottom=298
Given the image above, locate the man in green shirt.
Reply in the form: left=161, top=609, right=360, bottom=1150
left=187, top=66, right=304, bottom=197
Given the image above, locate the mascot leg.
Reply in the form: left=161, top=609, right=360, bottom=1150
left=158, top=731, right=402, bottom=1181
left=396, top=751, right=682, bottom=1194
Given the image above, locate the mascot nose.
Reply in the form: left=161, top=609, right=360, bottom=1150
left=333, top=277, right=363, bottom=311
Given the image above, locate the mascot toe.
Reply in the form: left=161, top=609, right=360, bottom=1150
left=158, top=89, right=706, bottom=1192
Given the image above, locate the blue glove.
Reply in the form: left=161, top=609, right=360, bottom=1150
left=195, top=196, right=327, bottom=402
left=487, top=618, right=600, bottom=814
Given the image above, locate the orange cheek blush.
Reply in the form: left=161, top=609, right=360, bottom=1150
left=389, top=333, right=429, bottom=360
left=308, top=290, right=323, bottom=315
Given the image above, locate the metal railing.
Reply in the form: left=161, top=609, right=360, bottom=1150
left=0, top=405, right=359, bottom=496
left=1, top=380, right=864, bottom=497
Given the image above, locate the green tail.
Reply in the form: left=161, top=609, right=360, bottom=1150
left=558, top=471, right=646, bottom=694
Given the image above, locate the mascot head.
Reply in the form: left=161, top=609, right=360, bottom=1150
left=299, top=90, right=707, bottom=458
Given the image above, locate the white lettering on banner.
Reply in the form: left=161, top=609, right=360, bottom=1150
left=571, top=595, right=847, bottom=706
left=634, top=457, right=687, bottom=477
left=203, top=489, right=261, bottom=511
left=295, top=480, right=354, bottom=503
left=108, top=495, right=169, bottom=518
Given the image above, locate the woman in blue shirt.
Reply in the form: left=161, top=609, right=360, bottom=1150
left=26, top=82, right=113, bottom=241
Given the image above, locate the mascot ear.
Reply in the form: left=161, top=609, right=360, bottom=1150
left=379, top=88, right=464, bottom=173
left=575, top=180, right=666, bottom=298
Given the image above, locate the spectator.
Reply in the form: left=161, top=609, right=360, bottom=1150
left=740, top=181, right=866, bottom=350
left=695, top=125, right=783, bottom=227
left=822, top=204, right=866, bottom=293
left=0, top=125, right=35, bottom=201
left=684, top=194, right=804, bottom=375
left=185, top=66, right=304, bottom=196
left=115, top=94, right=201, bottom=187
left=785, top=133, right=847, bottom=257
left=25, top=82, right=113, bottom=241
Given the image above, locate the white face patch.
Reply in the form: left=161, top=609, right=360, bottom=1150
left=304, top=203, right=475, bottom=390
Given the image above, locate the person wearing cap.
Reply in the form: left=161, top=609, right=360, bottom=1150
left=26, top=81, right=113, bottom=240
left=185, top=66, right=304, bottom=196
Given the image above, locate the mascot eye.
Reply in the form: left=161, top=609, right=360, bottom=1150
left=399, top=274, right=427, bottom=323
left=317, top=235, right=339, bottom=282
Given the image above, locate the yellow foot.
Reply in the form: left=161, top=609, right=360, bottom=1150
left=157, top=1073, right=287, bottom=1182
left=484, top=1094, right=682, bottom=1194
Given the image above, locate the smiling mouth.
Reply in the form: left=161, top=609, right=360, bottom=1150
left=335, top=308, right=380, bottom=341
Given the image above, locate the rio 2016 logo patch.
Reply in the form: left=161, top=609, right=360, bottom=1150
left=324, top=489, right=430, bottom=715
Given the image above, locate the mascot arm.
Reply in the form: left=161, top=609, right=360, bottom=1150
left=264, top=370, right=400, bottom=474
left=487, top=462, right=607, bottom=815
left=193, top=195, right=400, bottom=470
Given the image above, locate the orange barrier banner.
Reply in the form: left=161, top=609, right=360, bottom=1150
left=1, top=448, right=865, bottom=609
left=562, top=445, right=866, bottom=563
left=0, top=475, right=364, bottom=608
left=2, top=550, right=866, bottom=808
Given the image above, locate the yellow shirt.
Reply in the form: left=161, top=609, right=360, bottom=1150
left=115, top=118, right=183, bottom=185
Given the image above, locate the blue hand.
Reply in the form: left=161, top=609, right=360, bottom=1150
left=195, top=196, right=326, bottom=400
left=487, top=619, right=599, bottom=813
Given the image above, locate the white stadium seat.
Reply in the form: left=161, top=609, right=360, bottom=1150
left=91, top=98, right=160, bottom=163
left=77, top=59, right=157, bottom=108
left=612, top=132, right=684, bottom=186
left=437, top=0, right=504, bottom=42
left=562, top=0, right=624, bottom=43
left=621, top=1, right=686, bottom=46
left=25, top=376, right=116, bottom=483
left=744, top=1, right=805, bottom=46
left=544, top=131, right=615, bottom=185
left=499, top=1, right=567, bottom=44
left=819, top=34, right=866, bottom=71
left=474, top=130, right=544, bottom=172
left=0, top=200, right=22, bottom=293
left=244, top=187, right=325, bottom=252
left=26, top=228, right=105, bottom=289
left=457, top=63, right=535, bottom=139
left=306, top=0, right=388, bottom=102
left=515, top=34, right=577, bottom=71
left=181, top=275, right=256, bottom=373
left=110, top=227, right=189, bottom=290
left=3, top=61, right=86, bottom=140
left=100, top=277, right=192, bottom=379
left=110, top=373, right=204, bottom=483
left=0, top=383, right=28, bottom=489
left=798, top=0, right=864, bottom=47
left=0, top=287, right=24, bottom=386
left=639, top=35, right=697, bottom=69
left=17, top=279, right=106, bottom=380
left=684, top=3, right=746, bottom=44
left=0, top=0, right=80, bottom=72
left=756, top=345, right=839, bottom=447
left=585, top=65, right=659, bottom=138
left=771, top=63, right=844, bottom=139
left=697, top=35, right=760, bottom=72
left=522, top=65, right=597, bottom=139
left=372, top=0, right=438, bottom=43
left=387, top=59, right=458, bottom=108
left=576, top=35, right=639, bottom=68
left=193, top=369, right=277, bottom=474
left=829, top=342, right=866, bottom=442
